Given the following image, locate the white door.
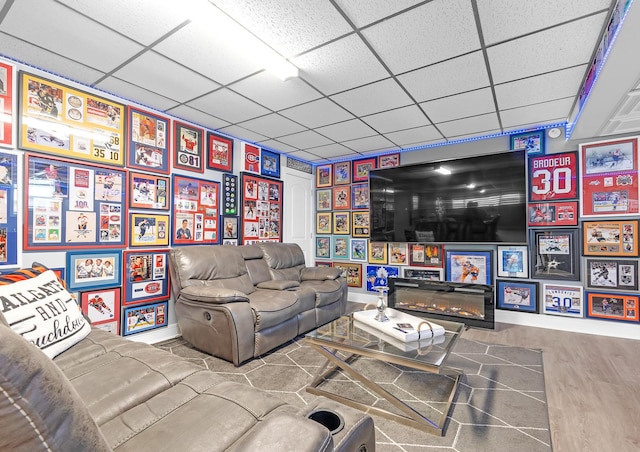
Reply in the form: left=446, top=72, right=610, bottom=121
left=282, top=166, right=314, bottom=262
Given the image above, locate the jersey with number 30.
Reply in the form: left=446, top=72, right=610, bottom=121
left=529, top=152, right=578, bottom=201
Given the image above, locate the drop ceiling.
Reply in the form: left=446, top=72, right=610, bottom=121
left=0, top=0, right=638, bottom=163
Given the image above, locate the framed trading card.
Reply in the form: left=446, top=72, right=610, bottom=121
left=260, top=148, right=280, bottom=178
left=207, top=132, right=234, bottom=172
left=172, top=175, right=220, bottom=245
left=80, top=287, right=121, bottom=332
left=173, top=120, right=204, bottom=173
left=333, top=161, right=351, bottom=185
left=585, top=258, right=638, bottom=291
left=365, top=265, right=399, bottom=292
left=0, top=151, right=20, bottom=267
left=350, top=238, right=368, bottom=262
left=0, top=61, right=14, bottom=147
left=351, top=210, right=370, bottom=238
left=332, top=236, right=350, bottom=260
left=528, top=201, right=578, bottom=227
left=583, top=220, right=638, bottom=257
left=388, top=242, right=408, bottom=265
left=333, top=262, right=362, bottom=287
left=352, top=158, right=376, bottom=182
left=316, top=164, right=332, bottom=188
left=126, top=106, right=170, bottom=174
left=221, top=215, right=239, bottom=240
left=240, top=173, right=283, bottom=244
left=497, top=245, right=529, bottom=278
left=332, top=186, right=351, bottom=210
left=579, top=136, right=639, bottom=217
left=446, top=250, right=492, bottom=285
left=378, top=153, right=400, bottom=168
left=332, top=211, right=350, bottom=235
left=314, top=260, right=332, bottom=268
left=528, top=151, right=578, bottom=202
left=542, top=283, right=583, bottom=317
left=241, top=142, right=260, bottom=174
left=530, top=229, right=580, bottom=280
left=586, top=291, right=639, bottom=322
left=316, top=188, right=332, bottom=211
left=352, top=183, right=369, bottom=209
left=402, top=267, right=443, bottom=281
left=66, top=250, right=121, bottom=291
left=122, top=249, right=170, bottom=306
left=129, top=171, right=169, bottom=210
left=316, top=212, right=332, bottom=234
left=315, top=236, right=331, bottom=259
left=19, top=72, right=125, bottom=166
left=222, top=173, right=238, bottom=215
left=510, top=130, right=545, bottom=155
left=368, top=242, right=388, bottom=264
left=123, top=300, right=168, bottom=336
left=408, top=243, right=443, bottom=268
left=129, top=213, right=169, bottom=247
left=496, top=280, right=538, bottom=313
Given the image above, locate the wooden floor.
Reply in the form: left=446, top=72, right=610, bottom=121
left=462, top=323, right=640, bottom=452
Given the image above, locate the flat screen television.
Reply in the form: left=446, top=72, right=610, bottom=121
left=370, top=150, right=527, bottom=243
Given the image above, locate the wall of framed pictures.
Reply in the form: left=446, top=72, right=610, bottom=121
left=240, top=172, right=283, bottom=244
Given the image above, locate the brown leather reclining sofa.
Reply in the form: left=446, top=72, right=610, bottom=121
left=169, top=242, right=347, bottom=365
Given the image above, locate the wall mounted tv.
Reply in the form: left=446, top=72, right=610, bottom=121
left=370, top=149, right=527, bottom=244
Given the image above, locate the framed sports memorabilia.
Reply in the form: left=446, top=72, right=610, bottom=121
left=24, top=153, right=126, bottom=250
left=316, top=212, right=332, bottom=234
left=402, top=267, right=443, bottom=281
left=315, top=236, right=331, bottom=259
left=130, top=213, right=169, bottom=247
left=530, top=229, right=580, bottom=280
left=583, top=220, right=638, bottom=256
left=332, top=211, right=350, bottom=235
left=352, top=158, right=376, bottom=182
left=123, top=300, right=168, bottom=336
left=19, top=72, right=125, bottom=166
left=378, top=153, right=400, bottom=168
left=408, top=243, right=443, bottom=268
left=510, top=130, right=545, bottom=155
left=172, top=175, right=220, bottom=245
left=80, top=287, right=121, bottom=333
left=221, top=215, right=239, bottom=240
left=222, top=173, right=238, bottom=215
left=240, top=173, right=283, bottom=244
left=332, top=186, right=351, bottom=210
left=126, top=106, right=170, bottom=174
left=586, top=291, right=639, bottom=322
left=352, top=210, right=370, bottom=238
left=350, top=238, right=367, bottom=262
left=129, top=171, right=169, bottom=210
left=316, top=188, right=332, bottom=211
left=316, top=164, right=332, bottom=188
left=332, top=236, right=350, bottom=260
left=365, top=265, right=399, bottom=292
left=497, top=245, right=529, bottom=278
left=66, top=250, right=122, bottom=291
left=388, top=242, right=408, bottom=265
left=585, top=258, right=638, bottom=291
left=122, top=249, right=170, bottom=306
left=352, top=183, right=369, bottom=209
left=542, top=283, right=584, bottom=317
left=334, top=262, right=362, bottom=288
left=241, top=142, right=260, bottom=174
left=496, top=280, right=538, bottom=313
left=315, top=261, right=332, bottom=268
left=173, top=120, right=204, bottom=173
left=207, top=132, right=233, bottom=172
left=333, top=161, right=351, bottom=185
left=0, top=152, right=20, bottom=268
left=260, top=148, right=280, bottom=178
left=528, top=151, right=578, bottom=202
left=368, top=242, right=388, bottom=264
left=528, top=201, right=578, bottom=227
left=445, top=250, right=492, bottom=285
left=0, top=61, right=14, bottom=148
left=579, top=136, right=639, bottom=217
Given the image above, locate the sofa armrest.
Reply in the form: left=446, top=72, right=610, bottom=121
left=180, top=286, right=250, bottom=304
left=256, top=280, right=300, bottom=290
left=301, top=267, right=341, bottom=281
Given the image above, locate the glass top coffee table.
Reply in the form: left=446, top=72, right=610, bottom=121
left=305, top=311, right=465, bottom=435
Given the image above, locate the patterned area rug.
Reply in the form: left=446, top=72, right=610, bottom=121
left=155, top=335, right=551, bottom=451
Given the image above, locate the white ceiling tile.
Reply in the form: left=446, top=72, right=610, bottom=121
left=495, top=66, right=586, bottom=110
left=315, top=119, right=377, bottom=142
left=276, top=130, right=332, bottom=149
left=57, top=0, right=191, bottom=45
left=231, top=72, right=322, bottom=111
left=420, top=88, right=495, bottom=123
left=305, top=143, right=358, bottom=159
left=334, top=0, right=425, bottom=27
left=0, top=33, right=104, bottom=85
left=210, top=0, right=352, bottom=56
left=1, top=0, right=142, bottom=72
left=477, top=0, right=611, bottom=45
left=217, top=125, right=268, bottom=143
left=288, top=150, right=326, bottom=162
left=187, top=88, right=270, bottom=124
left=362, top=0, right=480, bottom=74
left=113, top=51, right=219, bottom=103
left=237, top=114, right=306, bottom=137
left=501, top=98, right=574, bottom=129
left=488, top=14, right=607, bottom=84
left=361, top=105, right=430, bottom=133
left=330, top=78, right=413, bottom=116
left=165, top=105, right=230, bottom=131
left=258, top=139, right=300, bottom=153
left=95, top=76, right=180, bottom=112
left=280, top=99, right=354, bottom=128
left=436, top=113, right=500, bottom=138
left=292, top=34, right=388, bottom=95
left=398, top=52, right=490, bottom=102
left=342, top=135, right=396, bottom=153
left=384, top=125, right=443, bottom=146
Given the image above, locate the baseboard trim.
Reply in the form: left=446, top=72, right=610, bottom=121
left=126, top=323, right=182, bottom=344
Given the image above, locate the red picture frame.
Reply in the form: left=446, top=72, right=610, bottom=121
left=332, top=186, right=351, bottom=210
left=0, top=60, right=14, bottom=147
left=122, top=249, right=171, bottom=306
left=353, top=158, right=376, bottom=182
left=126, top=106, right=171, bottom=174
left=172, top=175, right=220, bottom=245
left=528, top=201, right=578, bottom=227
left=174, top=120, right=204, bottom=173
left=128, top=171, right=170, bottom=210
left=80, top=287, right=121, bottom=334
left=333, top=161, right=351, bottom=185
left=240, top=172, right=282, bottom=244
left=241, top=142, right=260, bottom=174
left=378, top=153, right=400, bottom=168
left=207, top=131, right=233, bottom=172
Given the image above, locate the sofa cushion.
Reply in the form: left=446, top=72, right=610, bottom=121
left=301, top=267, right=341, bottom=281
left=180, top=285, right=250, bottom=304
left=256, top=279, right=300, bottom=290
left=250, top=290, right=301, bottom=331
left=0, top=269, right=91, bottom=359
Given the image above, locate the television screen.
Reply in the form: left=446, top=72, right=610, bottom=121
left=370, top=150, right=527, bottom=243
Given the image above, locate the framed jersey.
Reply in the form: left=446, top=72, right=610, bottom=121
left=528, top=152, right=578, bottom=202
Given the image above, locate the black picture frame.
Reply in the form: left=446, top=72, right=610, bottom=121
left=530, top=228, right=580, bottom=280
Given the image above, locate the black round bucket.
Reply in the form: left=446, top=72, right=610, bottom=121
left=307, top=409, right=344, bottom=435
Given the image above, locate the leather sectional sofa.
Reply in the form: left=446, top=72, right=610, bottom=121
left=169, top=243, right=347, bottom=365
